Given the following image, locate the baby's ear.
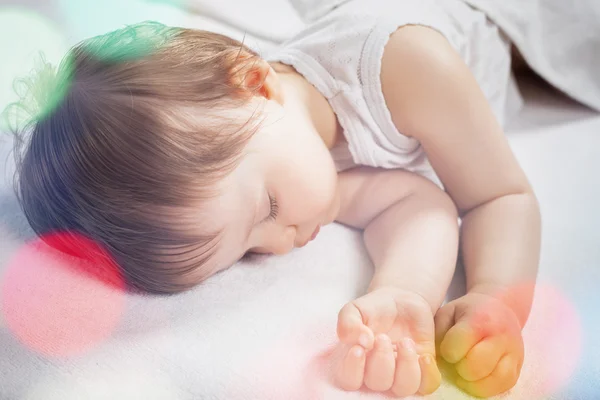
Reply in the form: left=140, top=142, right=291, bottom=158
left=234, top=57, right=284, bottom=104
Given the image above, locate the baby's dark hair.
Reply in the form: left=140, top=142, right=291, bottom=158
left=5, top=21, right=264, bottom=294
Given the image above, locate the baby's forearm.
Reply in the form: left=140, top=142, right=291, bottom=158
left=461, top=192, right=541, bottom=327
left=364, top=190, right=459, bottom=313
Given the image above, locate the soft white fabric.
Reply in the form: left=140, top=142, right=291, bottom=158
left=179, top=0, right=304, bottom=44
left=1, top=1, right=599, bottom=399
left=1, top=79, right=599, bottom=399
left=267, top=0, right=520, bottom=187
left=463, top=0, right=600, bottom=112
left=285, top=0, right=349, bottom=22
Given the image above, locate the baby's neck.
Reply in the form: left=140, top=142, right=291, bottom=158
left=273, top=63, right=342, bottom=149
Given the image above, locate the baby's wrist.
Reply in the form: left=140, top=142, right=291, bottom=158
left=468, top=283, right=508, bottom=297
left=468, top=284, right=531, bottom=328
left=367, top=281, right=440, bottom=314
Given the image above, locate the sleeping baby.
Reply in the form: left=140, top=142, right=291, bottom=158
left=6, top=0, right=541, bottom=397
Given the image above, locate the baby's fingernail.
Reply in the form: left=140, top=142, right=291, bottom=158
left=353, top=347, right=364, bottom=357
left=423, top=354, right=433, bottom=365
left=401, top=338, right=416, bottom=352
left=359, top=333, right=370, bottom=348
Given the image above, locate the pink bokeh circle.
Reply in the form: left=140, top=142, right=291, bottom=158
left=1, top=232, right=126, bottom=358
left=520, top=283, right=583, bottom=398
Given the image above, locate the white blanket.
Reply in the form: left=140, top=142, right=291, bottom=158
left=1, top=1, right=599, bottom=399
left=463, top=0, right=600, bottom=112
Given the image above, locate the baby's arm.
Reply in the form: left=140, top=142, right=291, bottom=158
left=380, top=26, right=541, bottom=397
left=334, top=166, right=459, bottom=395
left=381, top=25, right=540, bottom=327
left=336, top=167, right=459, bottom=313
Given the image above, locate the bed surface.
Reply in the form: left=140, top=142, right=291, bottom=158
left=1, top=1, right=599, bottom=399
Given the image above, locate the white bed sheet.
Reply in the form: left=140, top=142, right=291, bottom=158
left=1, top=1, right=599, bottom=399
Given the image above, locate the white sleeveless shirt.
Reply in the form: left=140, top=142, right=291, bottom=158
left=267, top=0, right=521, bottom=185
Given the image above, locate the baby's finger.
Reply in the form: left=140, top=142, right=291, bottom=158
left=434, top=303, right=456, bottom=348
left=364, top=334, right=395, bottom=392
left=456, top=353, right=519, bottom=398
left=337, top=302, right=374, bottom=350
left=390, top=338, right=421, bottom=397
left=456, top=335, right=506, bottom=382
left=335, top=345, right=366, bottom=391
left=440, top=320, right=485, bottom=364
left=418, top=354, right=442, bottom=395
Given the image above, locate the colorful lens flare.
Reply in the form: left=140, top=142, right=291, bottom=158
left=520, top=283, right=583, bottom=398
left=58, top=0, right=168, bottom=40
left=0, top=8, right=68, bottom=131
left=1, top=232, right=126, bottom=358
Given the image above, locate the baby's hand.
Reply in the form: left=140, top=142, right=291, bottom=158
left=335, top=287, right=441, bottom=397
left=435, top=292, right=524, bottom=398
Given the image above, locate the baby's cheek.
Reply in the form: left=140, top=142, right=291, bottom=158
left=277, top=134, right=338, bottom=220
left=299, top=151, right=337, bottom=203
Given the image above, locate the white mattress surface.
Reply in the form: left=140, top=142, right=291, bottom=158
left=1, top=1, right=599, bottom=399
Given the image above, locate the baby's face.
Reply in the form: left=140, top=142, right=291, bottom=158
left=194, top=100, right=341, bottom=279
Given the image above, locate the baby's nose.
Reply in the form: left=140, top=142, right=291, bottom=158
left=270, top=225, right=297, bottom=255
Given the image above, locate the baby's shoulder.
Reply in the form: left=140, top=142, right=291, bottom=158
left=268, top=0, right=458, bottom=89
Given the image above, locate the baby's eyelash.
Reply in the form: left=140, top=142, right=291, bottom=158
left=266, top=195, right=279, bottom=222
